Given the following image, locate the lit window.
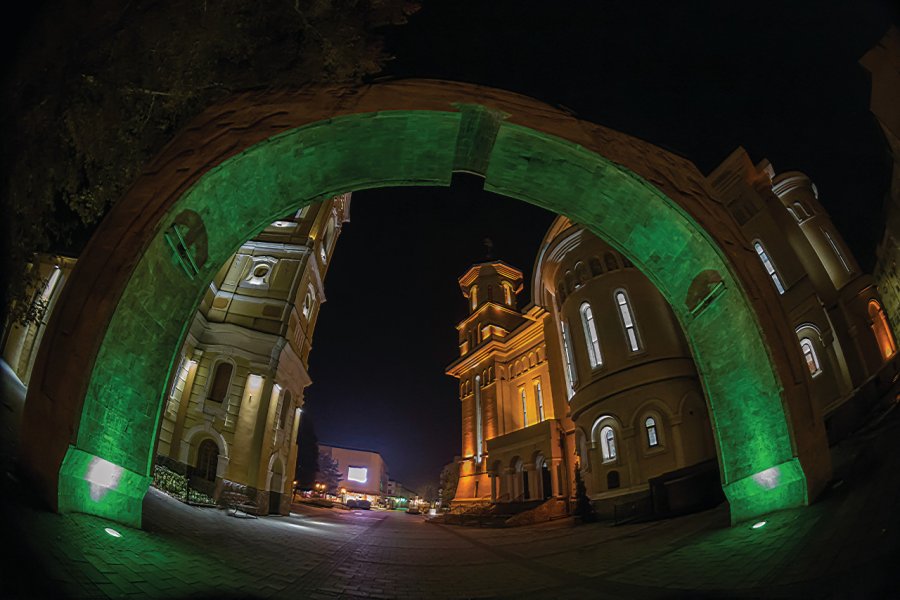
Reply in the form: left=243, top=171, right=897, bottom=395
left=799, top=338, right=821, bottom=376
left=600, top=426, right=617, bottom=462
left=471, top=286, right=478, bottom=311
left=580, top=302, right=603, bottom=368
left=869, top=300, right=897, bottom=361
left=302, top=289, right=314, bottom=319
left=561, top=321, right=577, bottom=399
left=615, top=290, right=641, bottom=352
left=645, top=417, right=659, bottom=447
left=823, top=230, right=852, bottom=274
left=534, top=380, right=545, bottom=422
left=753, top=241, right=785, bottom=295
left=520, top=387, right=528, bottom=427
left=503, top=282, right=513, bottom=305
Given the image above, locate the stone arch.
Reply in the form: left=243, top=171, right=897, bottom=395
left=266, top=452, right=287, bottom=493
left=179, top=423, right=230, bottom=481
left=18, top=79, right=827, bottom=527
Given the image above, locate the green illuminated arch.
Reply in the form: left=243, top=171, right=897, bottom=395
left=22, top=82, right=829, bottom=527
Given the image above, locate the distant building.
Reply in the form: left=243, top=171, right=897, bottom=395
left=448, top=159, right=897, bottom=516
left=320, top=445, right=389, bottom=501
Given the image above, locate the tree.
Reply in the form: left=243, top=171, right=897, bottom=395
left=573, top=462, right=596, bottom=523
left=439, top=460, right=460, bottom=507
left=420, top=484, right=437, bottom=504
left=316, top=452, right=342, bottom=494
left=1, top=0, right=419, bottom=322
left=295, top=413, right=319, bottom=490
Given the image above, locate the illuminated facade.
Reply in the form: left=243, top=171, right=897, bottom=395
left=320, top=445, right=389, bottom=500
left=710, top=153, right=898, bottom=429
left=155, top=195, right=350, bottom=515
left=449, top=159, right=897, bottom=513
left=2, top=254, right=77, bottom=385
left=863, top=28, right=900, bottom=336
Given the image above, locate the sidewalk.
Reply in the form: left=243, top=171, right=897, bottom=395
left=2, top=364, right=900, bottom=597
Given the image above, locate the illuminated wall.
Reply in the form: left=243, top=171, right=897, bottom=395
left=20, top=83, right=831, bottom=527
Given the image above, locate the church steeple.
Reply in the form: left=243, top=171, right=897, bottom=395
left=455, top=260, right=526, bottom=357
left=458, top=260, right=524, bottom=314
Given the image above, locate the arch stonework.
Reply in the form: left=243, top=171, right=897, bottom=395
left=18, top=79, right=829, bottom=526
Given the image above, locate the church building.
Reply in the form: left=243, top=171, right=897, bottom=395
left=448, top=159, right=897, bottom=518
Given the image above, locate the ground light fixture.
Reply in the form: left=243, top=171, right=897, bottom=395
left=751, top=520, right=767, bottom=529
left=104, top=527, right=122, bottom=538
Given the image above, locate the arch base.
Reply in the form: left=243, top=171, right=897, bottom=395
left=723, top=458, right=807, bottom=524
left=58, top=447, right=150, bottom=528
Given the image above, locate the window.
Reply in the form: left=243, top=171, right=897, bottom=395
left=645, top=417, right=659, bottom=447
left=753, top=241, right=785, bottom=294
left=503, top=282, right=513, bottom=305
left=520, top=387, right=528, bottom=427
left=279, top=389, right=293, bottom=429
left=208, top=362, right=233, bottom=403
left=799, top=338, right=821, bottom=376
left=302, top=288, right=314, bottom=319
left=823, top=229, right=852, bottom=273
left=534, top=380, right=545, bottom=422
left=470, top=286, right=478, bottom=311
left=561, top=321, right=577, bottom=399
left=196, top=439, right=219, bottom=481
left=600, top=426, right=617, bottom=462
left=869, top=300, right=897, bottom=361
left=615, top=290, right=641, bottom=352
left=580, top=302, right=603, bottom=368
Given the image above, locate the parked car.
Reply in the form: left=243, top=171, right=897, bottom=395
left=406, top=506, right=421, bottom=515
left=346, top=499, right=358, bottom=509
left=356, top=499, right=371, bottom=510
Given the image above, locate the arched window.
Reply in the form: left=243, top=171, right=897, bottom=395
left=600, top=426, right=617, bottom=462
left=561, top=321, right=577, bottom=398
left=534, top=379, right=544, bottom=422
left=579, top=302, right=603, bottom=368
left=520, top=387, right=528, bottom=427
left=645, top=417, right=659, bottom=447
left=196, top=439, right=219, bottom=481
left=615, top=290, right=641, bottom=352
left=470, top=286, right=478, bottom=311
left=302, top=288, right=314, bottom=319
left=753, top=241, right=785, bottom=294
left=869, top=300, right=897, bottom=361
left=208, top=362, right=233, bottom=403
left=604, top=252, right=618, bottom=271
left=502, top=281, right=513, bottom=305
left=799, top=338, right=821, bottom=376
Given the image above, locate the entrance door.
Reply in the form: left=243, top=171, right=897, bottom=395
left=541, top=461, right=552, bottom=500
left=269, top=491, right=282, bottom=514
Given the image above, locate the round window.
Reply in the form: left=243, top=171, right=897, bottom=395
left=253, top=264, right=270, bottom=278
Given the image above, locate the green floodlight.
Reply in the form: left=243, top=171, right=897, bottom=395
left=104, top=527, right=122, bottom=538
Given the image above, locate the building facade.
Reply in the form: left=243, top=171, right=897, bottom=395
left=155, top=195, right=351, bottom=515
left=2, top=254, right=77, bottom=386
left=448, top=158, right=897, bottom=516
left=862, top=27, right=900, bottom=335
left=320, top=445, right=389, bottom=501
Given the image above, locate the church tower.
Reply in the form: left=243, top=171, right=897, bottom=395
left=448, top=261, right=532, bottom=502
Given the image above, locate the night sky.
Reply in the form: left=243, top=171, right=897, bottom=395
left=303, top=1, right=899, bottom=492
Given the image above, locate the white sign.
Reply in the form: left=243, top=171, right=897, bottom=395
left=347, top=466, right=368, bottom=483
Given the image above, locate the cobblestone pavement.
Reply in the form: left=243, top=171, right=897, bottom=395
left=3, top=380, right=900, bottom=597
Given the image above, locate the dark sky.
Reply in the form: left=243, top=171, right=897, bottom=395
left=304, top=1, right=899, bottom=491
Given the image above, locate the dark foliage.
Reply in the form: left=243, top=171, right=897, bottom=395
left=1, top=0, right=418, bottom=322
